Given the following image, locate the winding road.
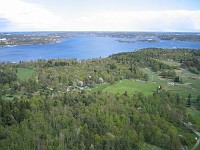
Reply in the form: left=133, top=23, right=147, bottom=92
left=192, top=138, right=200, bottom=150
left=191, top=129, right=200, bottom=150
left=183, top=122, right=200, bottom=150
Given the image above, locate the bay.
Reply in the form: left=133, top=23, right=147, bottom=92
left=0, top=35, right=200, bottom=62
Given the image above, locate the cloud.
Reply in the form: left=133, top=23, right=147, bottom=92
left=0, top=0, right=200, bottom=32
left=0, top=0, right=66, bottom=31
left=77, top=10, right=200, bottom=32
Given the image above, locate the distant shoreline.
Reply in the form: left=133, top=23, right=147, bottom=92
left=0, top=32, right=200, bottom=62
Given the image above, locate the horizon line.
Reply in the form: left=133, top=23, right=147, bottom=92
left=1, top=30, right=200, bottom=33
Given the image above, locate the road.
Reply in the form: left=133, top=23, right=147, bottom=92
left=192, top=138, right=200, bottom=150
left=182, top=122, right=200, bottom=150
left=191, top=130, right=200, bottom=150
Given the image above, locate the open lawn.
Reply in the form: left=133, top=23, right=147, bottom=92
left=92, top=83, right=110, bottom=92
left=159, top=59, right=181, bottom=67
left=93, top=66, right=200, bottom=99
left=93, top=79, right=159, bottom=95
left=141, top=143, right=163, bottom=150
left=17, top=68, right=34, bottom=81
left=173, top=68, right=200, bottom=98
left=141, top=67, right=200, bottom=98
left=2, top=95, right=13, bottom=101
left=139, top=68, right=167, bottom=85
left=196, top=142, right=200, bottom=150
left=187, top=107, right=200, bottom=126
left=165, top=83, right=199, bottom=98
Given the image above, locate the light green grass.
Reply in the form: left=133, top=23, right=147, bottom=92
left=141, top=67, right=200, bottom=98
left=92, top=83, right=111, bottom=92
left=17, top=68, right=34, bottom=81
left=196, top=142, right=200, bottom=150
left=165, top=83, right=199, bottom=98
left=103, top=79, right=159, bottom=95
left=140, top=68, right=167, bottom=85
left=93, top=66, right=200, bottom=98
left=157, top=60, right=200, bottom=98
left=159, top=59, right=181, bottom=67
left=2, top=95, right=13, bottom=101
left=141, top=143, right=163, bottom=150
left=175, top=69, right=200, bottom=98
left=187, top=107, right=200, bottom=125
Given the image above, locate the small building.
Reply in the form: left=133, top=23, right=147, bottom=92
left=75, top=86, right=84, bottom=90
left=0, top=38, right=6, bottom=41
left=99, top=77, right=104, bottom=84
left=47, top=87, right=53, bottom=91
left=167, top=82, right=174, bottom=86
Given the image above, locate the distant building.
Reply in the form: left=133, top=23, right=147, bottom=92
left=47, top=87, right=53, bottom=91
left=75, top=86, right=84, bottom=90
left=167, top=82, right=174, bottom=86
left=0, top=38, right=6, bottom=41
left=99, top=77, right=104, bottom=84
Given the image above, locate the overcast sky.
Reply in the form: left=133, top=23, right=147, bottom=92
left=0, top=0, right=200, bottom=32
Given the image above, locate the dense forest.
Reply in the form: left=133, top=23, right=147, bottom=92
left=0, top=48, right=200, bottom=149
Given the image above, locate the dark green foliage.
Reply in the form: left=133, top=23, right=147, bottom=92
left=111, top=48, right=200, bottom=70
left=197, top=95, right=200, bottom=110
left=0, top=99, right=31, bottom=125
left=174, top=76, right=180, bottom=82
left=0, top=90, right=190, bottom=149
left=160, top=70, right=176, bottom=78
left=186, top=94, right=192, bottom=107
left=0, top=69, right=17, bottom=84
left=188, top=67, right=199, bottom=74
left=181, top=57, right=200, bottom=74
left=0, top=48, right=200, bottom=149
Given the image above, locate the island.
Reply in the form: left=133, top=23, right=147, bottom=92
left=116, top=39, right=159, bottom=44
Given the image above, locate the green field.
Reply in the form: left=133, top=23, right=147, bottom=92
left=92, top=83, right=111, bottom=92
left=141, top=67, right=200, bottom=98
left=93, top=79, right=159, bottom=95
left=159, top=59, right=181, bottom=67
left=197, top=142, right=200, bottom=150
left=104, top=80, right=159, bottom=95
left=141, top=143, right=163, bottom=150
left=93, top=65, right=200, bottom=99
left=187, top=107, right=200, bottom=125
left=17, top=68, right=34, bottom=81
left=2, top=68, right=34, bottom=100
left=2, top=95, right=14, bottom=101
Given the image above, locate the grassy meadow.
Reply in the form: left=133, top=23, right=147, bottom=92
left=93, top=60, right=200, bottom=99
left=102, top=79, right=158, bottom=95
left=17, top=68, right=34, bottom=81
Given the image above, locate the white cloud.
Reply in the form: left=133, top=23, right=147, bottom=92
left=77, top=10, right=200, bottom=31
left=0, top=0, right=66, bottom=31
left=0, top=0, right=200, bottom=31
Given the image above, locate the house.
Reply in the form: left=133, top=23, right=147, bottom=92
left=75, top=86, right=84, bottom=90
left=47, top=87, right=53, bottom=91
left=167, top=82, right=174, bottom=86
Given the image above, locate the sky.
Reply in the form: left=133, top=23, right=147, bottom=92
left=0, top=0, right=200, bottom=32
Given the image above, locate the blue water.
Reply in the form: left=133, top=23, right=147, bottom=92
left=0, top=36, right=200, bottom=62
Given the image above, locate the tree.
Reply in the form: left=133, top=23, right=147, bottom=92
left=124, top=91, right=128, bottom=96
left=197, top=95, right=200, bottom=110
left=174, top=76, right=180, bottom=82
left=186, top=94, right=191, bottom=107
left=143, top=74, right=149, bottom=81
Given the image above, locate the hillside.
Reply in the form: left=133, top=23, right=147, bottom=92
left=0, top=48, right=200, bottom=149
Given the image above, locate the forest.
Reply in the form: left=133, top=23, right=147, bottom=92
left=0, top=48, right=200, bottom=149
